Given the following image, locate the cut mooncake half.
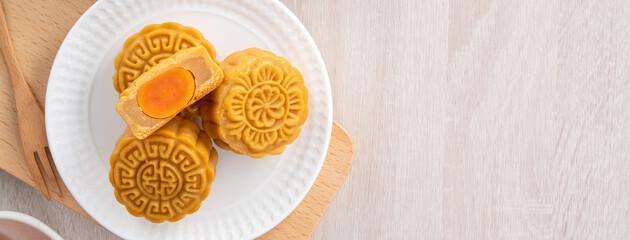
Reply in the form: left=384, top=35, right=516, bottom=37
left=113, top=22, right=218, bottom=118
left=109, top=116, right=218, bottom=223
left=200, top=48, right=308, bottom=158
left=116, top=46, right=223, bottom=139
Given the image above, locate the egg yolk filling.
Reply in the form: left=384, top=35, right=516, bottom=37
left=136, top=67, right=195, bottom=119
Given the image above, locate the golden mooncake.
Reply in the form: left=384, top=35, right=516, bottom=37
left=113, top=22, right=218, bottom=118
left=113, top=22, right=218, bottom=92
left=200, top=48, right=308, bottom=158
left=109, top=116, right=218, bottom=223
left=116, top=46, right=223, bottom=139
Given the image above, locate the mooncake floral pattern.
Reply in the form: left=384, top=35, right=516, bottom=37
left=246, top=82, right=286, bottom=130
left=202, top=48, right=308, bottom=158
left=110, top=117, right=217, bottom=223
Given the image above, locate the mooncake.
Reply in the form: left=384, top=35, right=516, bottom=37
left=200, top=48, right=308, bottom=158
left=109, top=116, right=218, bottom=223
left=116, top=46, right=223, bottom=139
left=113, top=22, right=218, bottom=117
left=113, top=22, right=218, bottom=92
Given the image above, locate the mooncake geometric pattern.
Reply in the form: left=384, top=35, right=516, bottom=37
left=201, top=48, right=308, bottom=158
left=113, top=22, right=217, bottom=92
left=109, top=117, right=218, bottom=223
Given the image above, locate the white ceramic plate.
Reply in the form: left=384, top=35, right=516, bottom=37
left=45, top=0, right=332, bottom=239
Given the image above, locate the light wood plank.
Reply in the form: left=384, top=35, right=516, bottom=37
left=284, top=0, right=630, bottom=239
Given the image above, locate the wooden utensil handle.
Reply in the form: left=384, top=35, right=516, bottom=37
left=0, top=1, right=46, bottom=136
left=0, top=1, right=41, bottom=109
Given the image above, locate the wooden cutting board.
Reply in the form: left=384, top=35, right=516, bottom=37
left=0, top=0, right=354, bottom=239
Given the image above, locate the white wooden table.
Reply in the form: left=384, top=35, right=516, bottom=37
left=2, top=0, right=630, bottom=239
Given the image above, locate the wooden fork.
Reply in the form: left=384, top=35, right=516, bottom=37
left=0, top=1, right=61, bottom=200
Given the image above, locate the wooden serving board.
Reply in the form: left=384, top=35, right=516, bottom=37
left=0, top=0, right=354, bottom=239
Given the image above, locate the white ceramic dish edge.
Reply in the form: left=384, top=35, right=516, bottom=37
left=0, top=211, right=64, bottom=240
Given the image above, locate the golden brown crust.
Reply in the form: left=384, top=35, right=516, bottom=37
left=113, top=22, right=218, bottom=93
left=200, top=48, right=308, bottom=158
left=109, top=117, right=217, bottom=223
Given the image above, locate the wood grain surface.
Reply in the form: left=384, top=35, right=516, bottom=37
left=2, top=0, right=630, bottom=239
